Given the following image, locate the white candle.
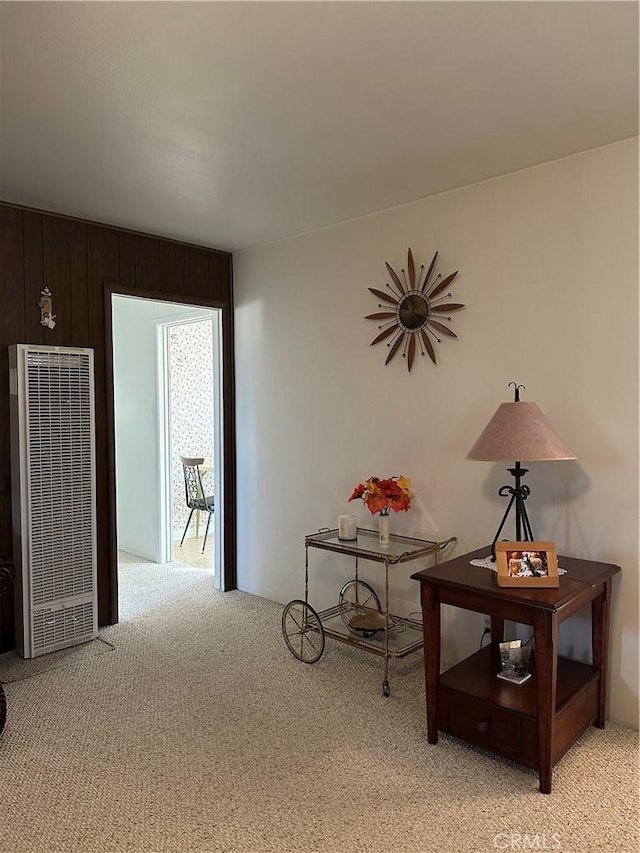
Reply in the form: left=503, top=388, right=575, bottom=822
left=338, top=515, right=357, bottom=540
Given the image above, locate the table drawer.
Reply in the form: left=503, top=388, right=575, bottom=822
left=447, top=693, right=523, bottom=760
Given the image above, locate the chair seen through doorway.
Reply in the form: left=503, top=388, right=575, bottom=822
left=179, top=456, right=214, bottom=553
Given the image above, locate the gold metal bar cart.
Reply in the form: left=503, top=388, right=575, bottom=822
left=282, top=527, right=456, bottom=696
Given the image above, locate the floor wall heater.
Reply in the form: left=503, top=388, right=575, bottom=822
left=9, top=344, right=98, bottom=658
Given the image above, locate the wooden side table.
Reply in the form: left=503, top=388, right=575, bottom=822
left=411, top=547, right=620, bottom=793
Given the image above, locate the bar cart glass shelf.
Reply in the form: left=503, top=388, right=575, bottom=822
left=282, top=527, right=456, bottom=696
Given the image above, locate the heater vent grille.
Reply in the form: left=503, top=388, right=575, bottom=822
left=26, top=350, right=95, bottom=606
left=10, top=344, right=98, bottom=658
left=32, top=599, right=96, bottom=655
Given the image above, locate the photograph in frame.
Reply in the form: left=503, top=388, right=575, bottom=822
left=495, top=541, right=560, bottom=588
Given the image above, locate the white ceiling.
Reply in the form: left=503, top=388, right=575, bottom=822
left=1, top=1, right=638, bottom=252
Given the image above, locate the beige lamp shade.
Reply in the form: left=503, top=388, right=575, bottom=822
left=466, top=401, right=576, bottom=462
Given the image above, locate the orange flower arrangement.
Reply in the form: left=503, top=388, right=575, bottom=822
left=348, top=476, right=414, bottom=515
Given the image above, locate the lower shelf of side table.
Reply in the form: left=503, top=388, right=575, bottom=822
left=437, top=645, right=599, bottom=771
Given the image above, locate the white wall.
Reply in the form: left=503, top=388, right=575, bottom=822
left=112, top=296, right=212, bottom=561
left=234, top=138, right=639, bottom=727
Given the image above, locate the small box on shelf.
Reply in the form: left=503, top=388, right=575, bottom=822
left=498, top=639, right=532, bottom=685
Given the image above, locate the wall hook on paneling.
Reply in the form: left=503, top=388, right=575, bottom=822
left=38, top=287, right=56, bottom=329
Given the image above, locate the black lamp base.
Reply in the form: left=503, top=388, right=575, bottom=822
left=490, top=463, right=535, bottom=560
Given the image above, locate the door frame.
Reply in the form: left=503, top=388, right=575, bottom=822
left=104, top=284, right=236, bottom=621
left=156, top=310, right=223, bottom=587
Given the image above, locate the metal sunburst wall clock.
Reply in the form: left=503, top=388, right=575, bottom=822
left=366, top=249, right=464, bottom=372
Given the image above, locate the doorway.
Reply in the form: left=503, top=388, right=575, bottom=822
left=157, top=312, right=222, bottom=574
left=111, top=295, right=224, bottom=606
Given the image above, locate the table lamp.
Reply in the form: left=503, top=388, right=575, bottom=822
left=466, top=382, right=576, bottom=558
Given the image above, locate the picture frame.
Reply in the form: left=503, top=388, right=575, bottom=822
left=495, top=541, right=560, bottom=588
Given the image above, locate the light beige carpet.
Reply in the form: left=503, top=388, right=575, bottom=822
left=0, top=557, right=637, bottom=853
left=0, top=638, right=114, bottom=684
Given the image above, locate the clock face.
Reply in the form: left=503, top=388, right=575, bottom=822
left=365, top=248, right=464, bottom=372
left=398, top=292, right=429, bottom=331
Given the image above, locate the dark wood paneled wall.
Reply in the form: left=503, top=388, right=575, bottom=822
left=0, top=202, right=236, bottom=651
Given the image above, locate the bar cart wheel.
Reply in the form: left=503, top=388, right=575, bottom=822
left=382, top=680, right=390, bottom=698
left=282, top=600, right=325, bottom=664
left=339, top=579, right=382, bottom=638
